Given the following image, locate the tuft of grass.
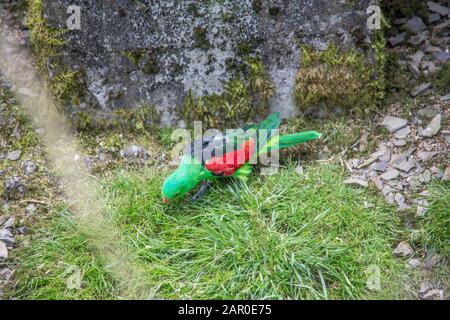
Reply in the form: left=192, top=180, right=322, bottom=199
left=13, top=164, right=417, bottom=299
left=417, top=181, right=450, bottom=256
left=13, top=209, right=119, bottom=300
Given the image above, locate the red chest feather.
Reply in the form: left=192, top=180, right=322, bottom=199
left=205, top=139, right=255, bottom=176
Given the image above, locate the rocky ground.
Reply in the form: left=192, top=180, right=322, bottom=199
left=1, top=1, right=449, bottom=300
left=344, top=1, right=449, bottom=300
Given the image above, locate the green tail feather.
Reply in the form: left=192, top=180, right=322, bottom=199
left=258, top=112, right=281, bottom=131
left=277, top=131, right=321, bottom=149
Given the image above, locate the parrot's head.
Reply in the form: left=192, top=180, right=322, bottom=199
left=162, top=162, right=203, bottom=203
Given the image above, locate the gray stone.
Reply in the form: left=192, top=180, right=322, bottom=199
left=427, top=1, right=450, bottom=16
left=344, top=177, right=368, bottom=188
left=419, top=282, right=433, bottom=295
left=6, top=150, right=21, bottom=161
left=2, top=216, right=15, bottom=229
left=411, top=82, right=432, bottom=97
left=17, top=226, right=29, bottom=235
left=381, top=116, right=407, bottom=133
left=431, top=166, right=444, bottom=179
left=372, top=160, right=388, bottom=172
left=0, top=229, right=15, bottom=247
left=295, top=165, right=304, bottom=175
left=441, top=94, right=450, bottom=102
left=121, top=145, right=149, bottom=160
left=380, top=169, right=400, bottom=181
left=424, top=44, right=442, bottom=53
left=418, top=107, right=439, bottom=119
left=385, top=192, right=395, bottom=204
left=418, top=170, right=432, bottom=183
left=434, top=19, right=450, bottom=33
left=380, top=150, right=391, bottom=162
left=370, top=176, right=383, bottom=190
left=408, top=258, right=421, bottom=268
left=394, top=126, right=411, bottom=139
left=424, top=252, right=441, bottom=269
left=394, top=160, right=415, bottom=173
left=393, top=241, right=413, bottom=257
left=429, top=13, right=442, bottom=24
left=416, top=199, right=430, bottom=217
left=388, top=33, right=406, bottom=46
left=393, top=139, right=406, bottom=147
left=422, top=61, right=438, bottom=74
left=411, top=51, right=425, bottom=64
left=25, top=203, right=37, bottom=216
left=98, top=153, right=107, bottom=162
left=443, top=167, right=450, bottom=181
left=0, top=241, right=7, bottom=259
left=408, top=62, right=421, bottom=77
left=422, top=289, right=444, bottom=300
left=394, top=193, right=406, bottom=206
left=433, top=51, right=450, bottom=63
left=402, top=16, right=427, bottom=34
left=421, top=114, right=441, bottom=137
left=417, top=151, right=436, bottom=162
left=3, top=176, right=26, bottom=199
left=22, top=160, right=38, bottom=175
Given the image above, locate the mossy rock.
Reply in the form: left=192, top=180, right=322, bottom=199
left=181, top=57, right=273, bottom=128
left=294, top=40, right=385, bottom=116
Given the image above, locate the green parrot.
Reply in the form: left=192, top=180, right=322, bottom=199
left=162, top=112, right=320, bottom=203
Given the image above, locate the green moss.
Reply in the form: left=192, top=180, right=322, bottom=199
left=142, top=57, right=159, bottom=75
left=294, top=42, right=386, bottom=116
left=186, top=3, right=202, bottom=17
left=26, top=0, right=87, bottom=108
left=51, top=68, right=84, bottom=103
left=236, top=37, right=262, bottom=57
left=268, top=6, right=282, bottom=17
left=251, top=0, right=263, bottom=13
left=193, top=27, right=211, bottom=50
left=122, top=50, right=145, bottom=66
left=122, top=48, right=161, bottom=75
left=111, top=103, right=161, bottom=133
left=25, top=0, right=66, bottom=75
left=181, top=57, right=273, bottom=128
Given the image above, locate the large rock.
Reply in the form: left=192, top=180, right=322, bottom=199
left=40, top=0, right=378, bottom=124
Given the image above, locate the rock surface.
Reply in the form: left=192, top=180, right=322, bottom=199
left=41, top=0, right=377, bottom=123
left=381, top=116, right=407, bottom=133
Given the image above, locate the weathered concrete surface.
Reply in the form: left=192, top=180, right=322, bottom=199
left=41, top=0, right=377, bottom=125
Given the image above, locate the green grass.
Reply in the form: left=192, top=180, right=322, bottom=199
left=417, top=181, right=450, bottom=256
left=12, top=164, right=417, bottom=299
left=14, top=208, right=119, bottom=299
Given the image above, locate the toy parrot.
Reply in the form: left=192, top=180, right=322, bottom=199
left=162, top=112, right=320, bottom=203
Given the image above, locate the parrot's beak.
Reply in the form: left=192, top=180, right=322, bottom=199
left=163, top=198, right=169, bottom=204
